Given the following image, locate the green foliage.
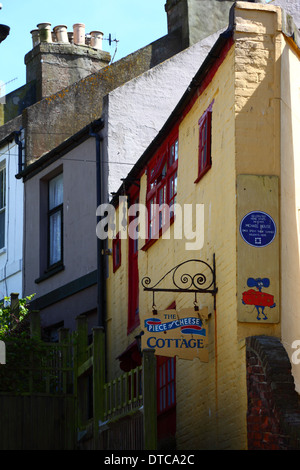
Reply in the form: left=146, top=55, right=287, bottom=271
left=0, top=295, right=74, bottom=395
left=0, top=294, right=52, bottom=394
left=0, top=294, right=35, bottom=338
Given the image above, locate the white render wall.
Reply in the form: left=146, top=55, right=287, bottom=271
left=0, top=140, right=23, bottom=300
left=280, top=36, right=300, bottom=392
left=102, top=30, right=223, bottom=200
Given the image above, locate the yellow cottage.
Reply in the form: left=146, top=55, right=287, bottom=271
left=103, top=2, right=300, bottom=450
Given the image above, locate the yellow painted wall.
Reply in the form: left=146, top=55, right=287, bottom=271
left=170, top=45, right=244, bottom=450
left=234, top=2, right=282, bottom=175
left=234, top=2, right=282, bottom=341
left=280, top=37, right=300, bottom=392
left=106, top=200, right=131, bottom=380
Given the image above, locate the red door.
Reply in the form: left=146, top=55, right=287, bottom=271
left=157, top=355, right=176, bottom=447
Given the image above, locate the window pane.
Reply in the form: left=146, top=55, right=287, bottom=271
left=159, top=185, right=167, bottom=229
left=158, top=185, right=166, bottom=205
left=149, top=197, right=156, bottom=239
left=49, top=211, right=62, bottom=265
left=200, top=145, right=207, bottom=171
left=0, top=168, right=6, bottom=210
left=115, top=243, right=120, bottom=266
left=169, top=139, right=178, bottom=166
left=0, top=210, right=5, bottom=249
left=49, top=173, right=63, bottom=210
left=171, top=357, right=175, bottom=379
left=168, top=383, right=172, bottom=406
left=174, top=140, right=178, bottom=161
left=169, top=172, right=177, bottom=201
left=202, top=121, right=207, bottom=142
left=160, top=389, right=164, bottom=412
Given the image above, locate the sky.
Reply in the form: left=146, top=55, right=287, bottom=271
left=0, top=0, right=168, bottom=95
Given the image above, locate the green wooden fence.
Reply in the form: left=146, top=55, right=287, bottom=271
left=104, top=365, right=143, bottom=419
left=75, top=314, right=157, bottom=450
left=0, top=309, right=157, bottom=450
left=0, top=311, right=76, bottom=450
left=0, top=394, right=76, bottom=450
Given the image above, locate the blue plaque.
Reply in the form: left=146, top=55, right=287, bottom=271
left=240, top=211, right=276, bottom=248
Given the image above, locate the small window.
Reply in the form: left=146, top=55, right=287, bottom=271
left=113, top=232, right=121, bottom=272
left=48, top=173, right=63, bottom=267
left=0, top=165, right=6, bottom=249
left=195, top=102, right=213, bottom=183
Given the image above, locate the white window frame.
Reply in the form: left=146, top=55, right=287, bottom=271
left=48, top=173, right=63, bottom=268
left=0, top=162, right=6, bottom=251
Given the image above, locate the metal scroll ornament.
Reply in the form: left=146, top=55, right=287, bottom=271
left=141, top=256, right=217, bottom=297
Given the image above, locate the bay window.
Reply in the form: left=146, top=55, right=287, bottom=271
left=146, top=130, right=178, bottom=242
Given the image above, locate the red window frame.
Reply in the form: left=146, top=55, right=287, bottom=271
left=128, top=190, right=140, bottom=333
left=145, top=128, right=178, bottom=244
left=195, top=102, right=213, bottom=183
left=157, top=301, right=176, bottom=430
left=112, top=231, right=121, bottom=272
left=157, top=355, right=176, bottom=416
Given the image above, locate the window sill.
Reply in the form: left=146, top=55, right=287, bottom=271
left=113, top=262, right=121, bottom=273
left=35, top=262, right=65, bottom=284
left=0, top=247, right=6, bottom=255
left=127, top=317, right=140, bottom=335
left=141, top=215, right=175, bottom=252
left=194, top=164, right=211, bottom=184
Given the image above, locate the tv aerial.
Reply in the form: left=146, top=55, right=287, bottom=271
left=105, top=33, right=119, bottom=64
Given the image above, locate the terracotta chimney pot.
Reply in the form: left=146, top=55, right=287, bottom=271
left=73, top=23, right=85, bottom=45
left=53, top=25, right=69, bottom=43
left=30, top=29, right=40, bottom=48
left=37, top=23, right=52, bottom=43
left=90, top=31, right=104, bottom=50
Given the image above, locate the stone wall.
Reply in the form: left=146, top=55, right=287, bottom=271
left=25, top=42, right=111, bottom=101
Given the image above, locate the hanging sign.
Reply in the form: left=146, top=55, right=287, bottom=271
left=141, top=307, right=209, bottom=362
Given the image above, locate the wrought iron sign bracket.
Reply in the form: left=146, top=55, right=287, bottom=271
left=141, top=255, right=218, bottom=310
